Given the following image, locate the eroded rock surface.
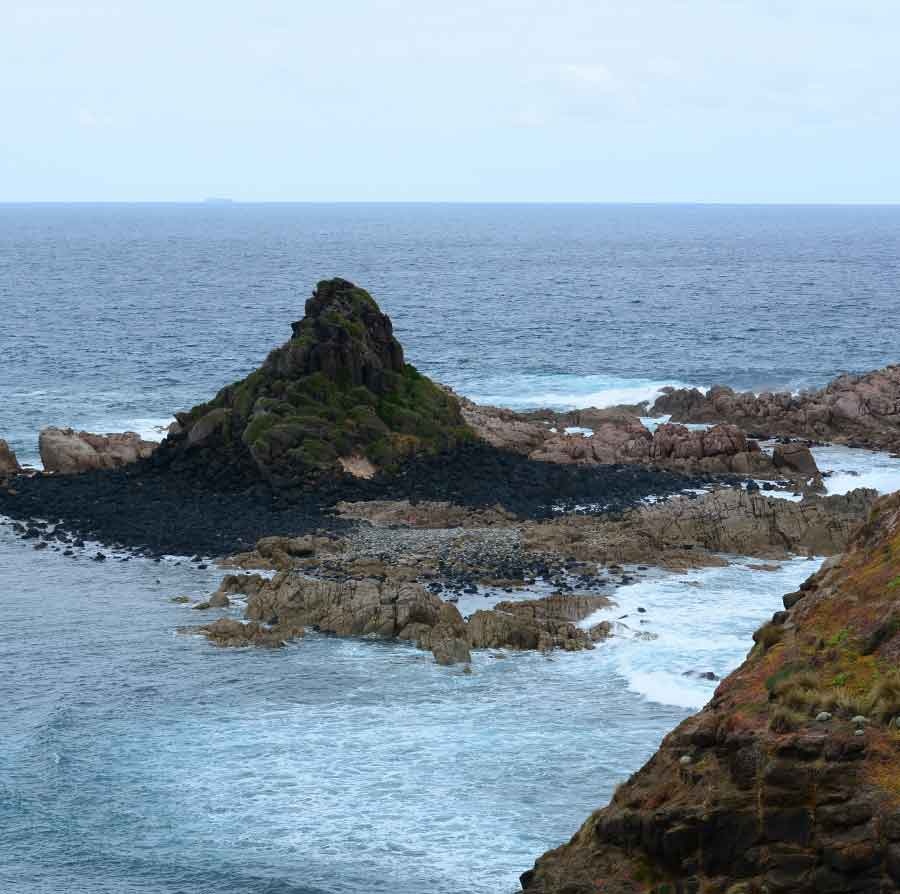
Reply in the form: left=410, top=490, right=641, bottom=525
left=459, top=397, right=794, bottom=478
left=0, top=439, right=21, bottom=477
left=652, top=364, right=900, bottom=451
left=521, top=491, right=900, bottom=894
left=523, top=487, right=878, bottom=569
left=38, top=427, right=158, bottom=474
left=191, top=572, right=615, bottom=662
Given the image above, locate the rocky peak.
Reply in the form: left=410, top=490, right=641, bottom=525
left=161, top=279, right=471, bottom=487
left=271, top=277, right=405, bottom=391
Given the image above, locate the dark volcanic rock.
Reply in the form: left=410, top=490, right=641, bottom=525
left=156, top=278, right=471, bottom=487
left=0, top=443, right=721, bottom=557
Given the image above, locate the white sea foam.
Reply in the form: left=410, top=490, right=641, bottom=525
left=812, top=444, right=900, bottom=497
left=580, top=558, right=823, bottom=710
left=463, top=374, right=705, bottom=412
left=563, top=426, right=593, bottom=436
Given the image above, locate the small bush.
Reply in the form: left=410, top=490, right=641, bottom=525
left=770, top=706, right=806, bottom=733
left=819, top=687, right=866, bottom=718
left=865, top=673, right=900, bottom=723
left=754, top=622, right=784, bottom=651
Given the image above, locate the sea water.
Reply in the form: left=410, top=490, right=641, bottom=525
left=2, top=203, right=900, bottom=892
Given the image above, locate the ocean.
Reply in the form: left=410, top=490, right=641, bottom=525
left=2, top=203, right=900, bottom=893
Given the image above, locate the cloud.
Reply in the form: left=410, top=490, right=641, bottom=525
left=74, top=107, right=109, bottom=127
left=558, top=62, right=619, bottom=92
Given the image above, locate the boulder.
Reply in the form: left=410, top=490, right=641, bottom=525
left=415, top=602, right=471, bottom=665
left=38, top=427, right=158, bottom=474
left=773, top=442, right=820, bottom=477
left=0, top=439, right=21, bottom=477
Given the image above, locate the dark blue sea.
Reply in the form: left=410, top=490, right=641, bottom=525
left=1, top=203, right=899, bottom=893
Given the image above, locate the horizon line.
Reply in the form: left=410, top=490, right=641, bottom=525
left=2, top=199, right=900, bottom=208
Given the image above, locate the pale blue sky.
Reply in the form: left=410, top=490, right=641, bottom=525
left=2, top=1, right=899, bottom=202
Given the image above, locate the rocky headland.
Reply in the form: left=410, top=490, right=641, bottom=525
left=521, top=491, right=900, bottom=893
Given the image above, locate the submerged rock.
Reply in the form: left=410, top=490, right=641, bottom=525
left=521, top=490, right=900, bottom=893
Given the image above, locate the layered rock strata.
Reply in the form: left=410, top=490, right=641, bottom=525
left=523, top=488, right=879, bottom=569
left=521, top=491, right=900, bottom=894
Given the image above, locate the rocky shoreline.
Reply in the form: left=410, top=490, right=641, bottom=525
left=3, top=277, right=900, bottom=892
left=521, top=491, right=900, bottom=894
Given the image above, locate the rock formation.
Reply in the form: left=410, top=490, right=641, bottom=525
left=192, top=573, right=614, bottom=661
left=158, top=278, right=472, bottom=486
left=0, top=439, right=21, bottom=477
left=467, top=594, right=612, bottom=652
left=651, top=364, right=900, bottom=451
left=521, top=491, right=900, bottom=894
left=38, top=427, right=158, bottom=474
left=459, top=398, right=797, bottom=479
left=523, top=487, right=879, bottom=569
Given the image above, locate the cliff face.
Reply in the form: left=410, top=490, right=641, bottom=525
left=522, top=492, right=900, bottom=894
left=160, top=279, right=471, bottom=486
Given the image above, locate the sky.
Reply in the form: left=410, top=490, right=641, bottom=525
left=2, top=1, right=899, bottom=203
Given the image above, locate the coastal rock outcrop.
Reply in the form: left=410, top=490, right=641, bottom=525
left=38, top=427, right=158, bottom=474
left=220, top=571, right=473, bottom=665
left=157, top=278, right=472, bottom=486
left=461, top=400, right=795, bottom=478
left=523, top=487, right=878, bottom=568
left=467, top=594, right=612, bottom=652
left=193, top=573, right=615, bottom=660
left=521, top=491, right=900, bottom=894
left=0, top=439, right=21, bottom=477
left=652, top=363, right=900, bottom=450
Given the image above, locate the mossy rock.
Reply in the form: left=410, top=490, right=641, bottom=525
left=168, top=278, right=473, bottom=485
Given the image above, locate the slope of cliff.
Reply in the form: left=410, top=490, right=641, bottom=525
left=522, top=491, right=900, bottom=894
left=158, top=278, right=472, bottom=486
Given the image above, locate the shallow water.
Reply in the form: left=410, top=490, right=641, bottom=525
left=0, top=521, right=819, bottom=894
